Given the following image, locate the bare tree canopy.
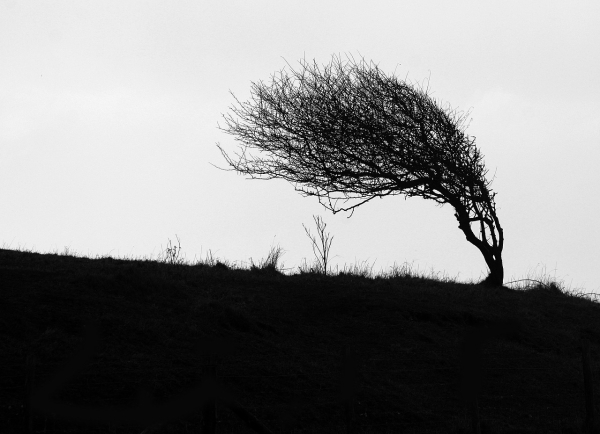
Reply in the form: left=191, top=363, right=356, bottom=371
left=216, top=54, right=504, bottom=286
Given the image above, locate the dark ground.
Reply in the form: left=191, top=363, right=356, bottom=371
left=2, top=248, right=600, bottom=433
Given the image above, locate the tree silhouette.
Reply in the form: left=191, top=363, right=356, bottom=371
left=216, top=54, right=504, bottom=286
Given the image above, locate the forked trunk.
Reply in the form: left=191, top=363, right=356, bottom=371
left=453, top=205, right=504, bottom=287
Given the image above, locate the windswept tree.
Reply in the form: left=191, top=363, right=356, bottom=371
left=216, top=55, right=504, bottom=286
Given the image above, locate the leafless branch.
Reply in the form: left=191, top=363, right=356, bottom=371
left=216, top=54, right=504, bottom=286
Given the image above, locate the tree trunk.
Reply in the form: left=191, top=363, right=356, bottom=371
left=455, top=228, right=505, bottom=287
left=481, top=256, right=504, bottom=287
left=453, top=205, right=504, bottom=287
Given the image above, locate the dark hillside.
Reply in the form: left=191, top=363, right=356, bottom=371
left=2, top=248, right=600, bottom=433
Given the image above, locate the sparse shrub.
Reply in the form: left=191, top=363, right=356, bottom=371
left=301, top=215, right=334, bottom=275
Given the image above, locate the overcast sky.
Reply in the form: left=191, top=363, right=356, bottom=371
left=1, top=0, right=599, bottom=294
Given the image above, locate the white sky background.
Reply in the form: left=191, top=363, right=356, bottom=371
left=1, top=0, right=599, bottom=293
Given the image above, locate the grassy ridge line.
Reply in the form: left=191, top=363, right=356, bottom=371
left=1, top=246, right=600, bottom=433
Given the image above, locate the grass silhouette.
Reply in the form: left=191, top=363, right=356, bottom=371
left=1, top=239, right=600, bottom=434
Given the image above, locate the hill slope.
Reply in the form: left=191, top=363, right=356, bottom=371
left=2, top=248, right=600, bottom=433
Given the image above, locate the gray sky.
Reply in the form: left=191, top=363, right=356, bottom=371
left=1, top=0, right=599, bottom=293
